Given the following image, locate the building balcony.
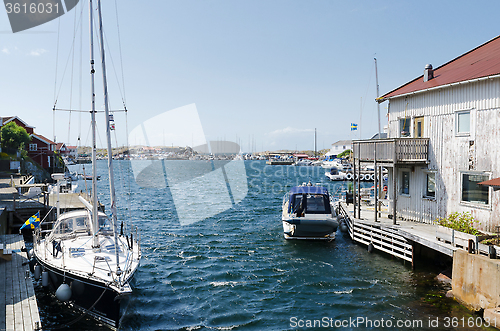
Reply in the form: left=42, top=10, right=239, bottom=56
left=352, top=138, right=429, bottom=164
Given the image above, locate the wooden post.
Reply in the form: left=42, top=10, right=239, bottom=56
left=374, top=142, right=378, bottom=222
left=411, top=243, right=415, bottom=270
left=357, top=147, right=361, bottom=218
left=353, top=151, right=357, bottom=219
left=392, top=141, right=397, bottom=225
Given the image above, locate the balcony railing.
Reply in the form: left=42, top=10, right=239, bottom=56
left=352, top=138, right=429, bottom=164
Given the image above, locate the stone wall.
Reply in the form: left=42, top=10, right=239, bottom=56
left=452, top=249, right=500, bottom=311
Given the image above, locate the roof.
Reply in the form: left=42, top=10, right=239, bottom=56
left=31, top=133, right=56, bottom=145
left=290, top=186, right=328, bottom=195
left=1, top=116, right=35, bottom=128
left=331, top=140, right=351, bottom=146
left=380, top=35, right=500, bottom=101
left=370, top=132, right=388, bottom=139
left=479, top=177, right=500, bottom=191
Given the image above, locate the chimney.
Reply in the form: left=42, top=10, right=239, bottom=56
left=424, top=64, right=433, bottom=82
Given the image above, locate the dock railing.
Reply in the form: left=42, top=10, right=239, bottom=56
left=353, top=138, right=429, bottom=164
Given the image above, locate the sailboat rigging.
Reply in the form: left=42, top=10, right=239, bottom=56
left=33, top=0, right=140, bottom=329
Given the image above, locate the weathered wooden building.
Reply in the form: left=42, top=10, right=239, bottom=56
left=354, top=35, right=500, bottom=232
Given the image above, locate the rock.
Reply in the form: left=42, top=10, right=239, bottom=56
left=436, top=273, right=452, bottom=285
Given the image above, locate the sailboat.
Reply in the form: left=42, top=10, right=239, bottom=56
left=32, top=0, right=141, bottom=329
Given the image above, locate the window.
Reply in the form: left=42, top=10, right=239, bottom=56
left=401, top=171, right=410, bottom=195
left=414, top=117, right=424, bottom=138
left=400, top=118, right=410, bottom=137
left=29, top=144, right=37, bottom=151
left=461, top=172, right=489, bottom=205
left=424, top=172, right=436, bottom=198
left=456, top=110, right=470, bottom=135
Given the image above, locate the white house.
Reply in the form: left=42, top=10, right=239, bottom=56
left=326, top=140, right=351, bottom=157
left=355, top=35, right=500, bottom=232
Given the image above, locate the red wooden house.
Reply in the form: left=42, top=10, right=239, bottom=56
left=1, top=116, right=35, bottom=134
left=28, top=133, right=56, bottom=170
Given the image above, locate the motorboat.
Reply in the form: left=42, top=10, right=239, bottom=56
left=293, top=159, right=313, bottom=166
left=325, top=167, right=348, bottom=181
left=282, top=183, right=339, bottom=240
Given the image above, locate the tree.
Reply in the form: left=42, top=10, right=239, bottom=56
left=1, top=122, right=31, bottom=151
left=337, top=149, right=352, bottom=159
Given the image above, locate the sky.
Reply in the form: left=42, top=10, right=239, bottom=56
left=1, top=0, right=499, bottom=153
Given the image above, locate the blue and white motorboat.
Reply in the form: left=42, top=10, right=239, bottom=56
left=281, top=183, right=339, bottom=240
left=325, top=167, right=348, bottom=181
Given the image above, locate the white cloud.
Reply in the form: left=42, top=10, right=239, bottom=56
left=268, top=126, right=314, bottom=136
left=29, top=48, right=47, bottom=56
left=2, top=48, right=9, bottom=54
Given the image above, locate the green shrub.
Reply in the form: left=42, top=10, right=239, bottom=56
left=435, top=211, right=480, bottom=235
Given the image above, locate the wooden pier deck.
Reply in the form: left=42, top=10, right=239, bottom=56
left=337, top=201, right=498, bottom=265
left=0, top=234, right=41, bottom=331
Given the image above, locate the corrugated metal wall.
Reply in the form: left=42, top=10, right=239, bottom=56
left=386, top=78, right=500, bottom=231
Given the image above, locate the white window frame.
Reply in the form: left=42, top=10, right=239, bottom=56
left=460, top=171, right=491, bottom=209
left=399, top=117, right=411, bottom=138
left=455, top=109, right=471, bottom=136
left=29, top=143, right=37, bottom=151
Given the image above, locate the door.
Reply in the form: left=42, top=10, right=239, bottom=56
left=414, top=117, right=424, bottom=138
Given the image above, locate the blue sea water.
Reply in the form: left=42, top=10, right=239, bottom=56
left=35, top=160, right=493, bottom=330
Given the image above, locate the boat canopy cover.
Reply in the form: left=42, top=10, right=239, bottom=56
left=290, top=186, right=328, bottom=195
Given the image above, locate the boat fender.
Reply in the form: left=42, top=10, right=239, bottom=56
left=34, top=265, right=42, bottom=280
left=346, top=173, right=352, bottom=180
left=370, top=174, right=375, bottom=181
left=367, top=243, right=374, bottom=253
left=359, top=174, right=365, bottom=181
left=42, top=271, right=49, bottom=287
left=56, top=283, right=72, bottom=302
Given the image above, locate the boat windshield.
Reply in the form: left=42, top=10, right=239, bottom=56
left=330, top=168, right=339, bottom=175
left=289, top=193, right=331, bottom=215
left=49, top=211, right=114, bottom=239
left=51, top=213, right=91, bottom=238
left=306, top=194, right=328, bottom=213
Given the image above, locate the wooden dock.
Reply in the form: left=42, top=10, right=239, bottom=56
left=337, top=201, right=499, bottom=266
left=0, top=234, right=41, bottom=331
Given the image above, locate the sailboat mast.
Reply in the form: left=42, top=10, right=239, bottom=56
left=314, top=128, right=317, bottom=157
left=96, top=0, right=121, bottom=273
left=89, top=0, right=99, bottom=248
left=374, top=58, right=381, bottom=138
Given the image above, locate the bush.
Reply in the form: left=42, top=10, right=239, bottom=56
left=435, top=211, right=480, bottom=235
